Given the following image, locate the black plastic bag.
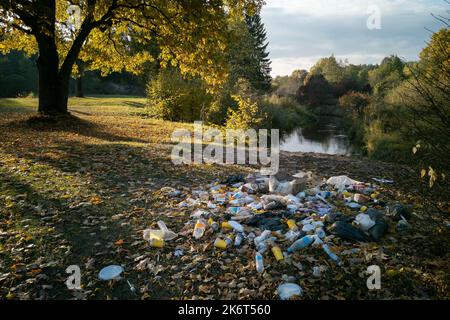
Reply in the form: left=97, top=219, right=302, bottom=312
left=328, top=221, right=370, bottom=242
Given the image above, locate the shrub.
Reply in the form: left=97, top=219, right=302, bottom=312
left=365, top=121, right=413, bottom=163
left=225, top=95, right=268, bottom=130
left=146, top=69, right=212, bottom=122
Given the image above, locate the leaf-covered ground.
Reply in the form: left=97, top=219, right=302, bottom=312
left=0, top=97, right=448, bottom=300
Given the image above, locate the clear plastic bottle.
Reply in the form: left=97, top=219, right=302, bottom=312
left=193, top=218, right=206, bottom=239
left=287, top=235, right=314, bottom=253
left=254, top=230, right=271, bottom=246
left=322, top=244, right=340, bottom=264
left=234, top=233, right=244, bottom=247
left=208, top=218, right=219, bottom=231
left=257, top=242, right=268, bottom=254
left=228, top=221, right=244, bottom=233
left=255, top=252, right=264, bottom=273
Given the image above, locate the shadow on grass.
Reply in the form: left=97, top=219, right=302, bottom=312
left=4, top=114, right=148, bottom=144
left=0, top=168, right=140, bottom=299
left=123, top=101, right=146, bottom=108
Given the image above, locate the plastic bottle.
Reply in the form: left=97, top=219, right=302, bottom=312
left=287, top=235, right=314, bottom=253
left=254, top=230, right=271, bottom=246
left=256, top=241, right=267, bottom=253
left=286, top=219, right=298, bottom=231
left=315, top=227, right=326, bottom=239
left=225, top=235, right=233, bottom=246
left=322, top=244, right=340, bottom=264
left=234, top=233, right=244, bottom=247
left=208, top=218, right=219, bottom=232
left=247, top=232, right=256, bottom=244
left=255, top=252, right=264, bottom=273
left=228, top=221, right=244, bottom=233
left=271, top=246, right=284, bottom=261
left=193, top=219, right=206, bottom=239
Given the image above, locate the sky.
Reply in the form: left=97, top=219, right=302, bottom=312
left=261, top=0, right=449, bottom=76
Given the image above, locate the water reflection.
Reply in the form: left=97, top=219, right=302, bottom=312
left=280, top=117, right=354, bottom=155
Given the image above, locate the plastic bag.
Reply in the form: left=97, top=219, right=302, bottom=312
left=327, top=175, right=361, bottom=191
left=355, top=213, right=376, bottom=231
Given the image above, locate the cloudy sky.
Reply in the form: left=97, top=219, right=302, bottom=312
left=261, top=0, right=448, bottom=76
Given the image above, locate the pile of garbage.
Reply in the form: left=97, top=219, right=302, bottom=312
left=143, top=172, right=411, bottom=299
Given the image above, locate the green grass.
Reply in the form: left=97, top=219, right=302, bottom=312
left=0, top=95, right=147, bottom=115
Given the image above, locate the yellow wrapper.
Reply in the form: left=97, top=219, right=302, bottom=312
left=361, top=206, right=368, bottom=213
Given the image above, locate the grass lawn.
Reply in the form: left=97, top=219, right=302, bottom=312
left=0, top=96, right=448, bottom=300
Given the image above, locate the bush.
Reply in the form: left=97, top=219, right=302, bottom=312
left=225, top=95, right=268, bottom=130
left=365, top=121, right=413, bottom=163
left=146, top=69, right=212, bottom=122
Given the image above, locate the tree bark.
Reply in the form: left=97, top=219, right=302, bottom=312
left=36, top=35, right=70, bottom=115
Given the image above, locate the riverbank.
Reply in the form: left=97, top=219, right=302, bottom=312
left=0, top=97, right=448, bottom=299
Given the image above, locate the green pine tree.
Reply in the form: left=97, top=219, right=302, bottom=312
left=245, top=13, right=272, bottom=92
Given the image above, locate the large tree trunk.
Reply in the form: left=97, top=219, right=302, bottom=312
left=36, top=40, right=70, bottom=115
left=33, top=0, right=69, bottom=116
left=36, top=58, right=70, bottom=115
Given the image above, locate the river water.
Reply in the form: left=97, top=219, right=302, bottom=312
left=280, top=116, right=355, bottom=155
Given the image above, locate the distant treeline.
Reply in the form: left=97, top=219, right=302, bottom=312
left=0, top=51, right=146, bottom=98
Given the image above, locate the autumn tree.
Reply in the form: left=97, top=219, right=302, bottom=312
left=0, top=0, right=262, bottom=116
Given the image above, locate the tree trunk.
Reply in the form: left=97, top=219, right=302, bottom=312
left=76, top=76, right=84, bottom=98
left=36, top=36, right=70, bottom=116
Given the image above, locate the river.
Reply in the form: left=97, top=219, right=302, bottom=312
left=280, top=116, right=356, bottom=155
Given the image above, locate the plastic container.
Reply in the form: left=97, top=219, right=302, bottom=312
left=255, top=252, right=264, bottom=273
left=277, top=283, right=302, bottom=300
left=271, top=246, right=284, bottom=261
left=254, top=230, right=271, bottom=246
left=221, top=221, right=232, bottom=230
left=193, top=219, right=207, bottom=239
left=149, top=238, right=164, bottom=248
left=234, top=233, right=244, bottom=247
left=286, top=219, right=298, bottom=231
left=228, top=221, right=244, bottom=233
left=214, top=238, right=227, bottom=249
left=322, top=244, right=340, bottom=263
left=287, top=235, right=314, bottom=253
